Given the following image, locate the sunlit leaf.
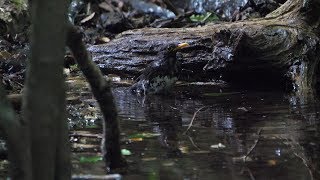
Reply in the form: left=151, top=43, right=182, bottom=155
left=10, top=0, right=27, bottom=12
left=79, top=156, right=102, bottom=163
left=128, top=132, right=161, bottom=139
left=210, top=143, right=226, bottom=149
left=179, top=146, right=189, bottom=154
left=232, top=156, right=252, bottom=163
left=129, top=137, right=143, bottom=142
left=80, top=12, right=95, bottom=24
left=190, top=12, right=219, bottom=23
left=267, top=159, right=277, bottom=166
left=121, top=149, right=132, bottom=156
left=0, top=51, right=11, bottom=60
left=162, top=161, right=174, bottom=166
left=142, top=157, right=157, bottom=161
left=70, top=64, right=79, bottom=72
left=99, top=37, right=111, bottom=43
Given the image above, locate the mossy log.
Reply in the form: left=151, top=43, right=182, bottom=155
left=88, top=0, right=320, bottom=94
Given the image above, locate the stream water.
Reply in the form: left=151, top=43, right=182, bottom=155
left=68, top=76, right=320, bottom=180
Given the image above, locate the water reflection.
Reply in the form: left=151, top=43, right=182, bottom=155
left=189, top=0, right=248, bottom=19
left=144, top=95, right=183, bottom=157
left=113, top=87, right=320, bottom=179
left=65, top=76, right=320, bottom=179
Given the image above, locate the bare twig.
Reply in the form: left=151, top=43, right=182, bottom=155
left=187, top=136, right=201, bottom=150
left=163, top=0, right=180, bottom=16
left=183, top=106, right=206, bottom=134
left=66, top=24, right=127, bottom=169
left=240, top=167, right=256, bottom=180
left=281, top=136, right=318, bottom=180
left=244, top=128, right=262, bottom=162
left=293, top=152, right=314, bottom=180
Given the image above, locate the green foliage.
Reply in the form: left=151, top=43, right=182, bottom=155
left=190, top=12, right=219, bottom=23
left=79, top=156, right=102, bottom=163
left=148, top=171, right=159, bottom=180
left=121, top=149, right=132, bottom=156
left=10, top=0, right=27, bottom=13
left=70, top=64, right=79, bottom=72
left=0, top=0, right=28, bottom=34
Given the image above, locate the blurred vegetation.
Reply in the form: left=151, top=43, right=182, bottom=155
left=189, top=12, right=219, bottom=23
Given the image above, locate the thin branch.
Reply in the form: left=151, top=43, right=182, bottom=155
left=66, top=24, right=127, bottom=169
left=187, top=136, right=201, bottom=150
left=293, top=152, right=314, bottom=180
left=183, top=106, right=206, bottom=134
left=163, top=0, right=180, bottom=16
left=244, top=128, right=262, bottom=163
left=240, top=167, right=256, bottom=180
left=281, top=136, right=318, bottom=180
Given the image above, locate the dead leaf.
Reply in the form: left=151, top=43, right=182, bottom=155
left=99, top=2, right=114, bottom=12
left=267, top=159, right=277, bottom=166
left=99, top=37, right=111, bottom=43
left=129, top=138, right=143, bottom=142
left=142, top=157, right=157, bottom=161
left=0, top=51, right=11, bottom=60
left=80, top=12, right=95, bottom=24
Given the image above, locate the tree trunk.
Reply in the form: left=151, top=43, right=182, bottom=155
left=0, top=84, right=31, bottom=180
left=89, top=0, right=320, bottom=95
left=23, top=0, right=70, bottom=179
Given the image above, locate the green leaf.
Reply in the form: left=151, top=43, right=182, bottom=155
left=190, top=12, right=219, bottom=23
left=79, top=156, right=102, bottom=163
left=70, top=64, right=79, bottom=71
left=148, top=171, right=159, bottom=180
left=121, top=149, right=132, bottom=156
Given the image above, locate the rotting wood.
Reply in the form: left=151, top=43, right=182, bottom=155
left=88, top=0, right=320, bottom=95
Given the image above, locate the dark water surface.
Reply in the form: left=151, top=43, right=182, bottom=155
left=68, top=78, right=320, bottom=180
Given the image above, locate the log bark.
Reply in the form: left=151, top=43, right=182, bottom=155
left=88, top=0, right=320, bottom=94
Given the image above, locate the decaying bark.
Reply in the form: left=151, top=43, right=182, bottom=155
left=89, top=0, right=320, bottom=94
left=66, top=24, right=127, bottom=169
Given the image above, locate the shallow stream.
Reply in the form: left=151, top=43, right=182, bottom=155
left=68, top=76, right=320, bottom=180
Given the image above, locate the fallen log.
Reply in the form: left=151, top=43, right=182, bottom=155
left=88, top=0, right=320, bottom=94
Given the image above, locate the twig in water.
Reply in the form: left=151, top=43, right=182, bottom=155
left=187, top=136, right=201, bottom=150
left=284, top=136, right=317, bottom=180
left=244, top=128, right=262, bottom=163
left=240, top=167, right=256, bottom=180
left=169, top=105, right=178, bottom=110
left=293, top=152, right=314, bottom=180
left=183, top=106, right=206, bottom=134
